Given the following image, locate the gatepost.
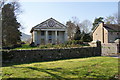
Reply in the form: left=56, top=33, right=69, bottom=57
left=96, top=40, right=101, bottom=56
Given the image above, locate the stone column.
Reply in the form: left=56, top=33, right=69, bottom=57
left=52, top=31, right=54, bottom=44
left=115, top=39, right=120, bottom=53
left=55, top=30, right=57, bottom=44
left=45, top=30, right=48, bottom=44
left=33, top=30, right=37, bottom=45
left=64, top=30, right=68, bottom=41
left=38, top=31, right=41, bottom=45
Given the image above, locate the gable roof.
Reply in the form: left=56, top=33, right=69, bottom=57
left=30, top=18, right=66, bottom=33
left=91, top=22, right=103, bottom=35
left=104, top=24, right=120, bottom=32
left=92, top=22, right=120, bottom=35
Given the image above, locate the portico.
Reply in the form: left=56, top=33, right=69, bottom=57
left=30, top=18, right=68, bottom=45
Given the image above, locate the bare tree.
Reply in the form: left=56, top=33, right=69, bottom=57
left=0, top=0, right=8, bottom=14
left=66, top=21, right=77, bottom=40
left=0, top=0, right=6, bottom=49
left=11, top=1, right=22, bottom=16
left=80, top=20, right=93, bottom=33
left=104, top=13, right=118, bottom=24
left=0, top=0, right=6, bottom=19
left=70, top=16, right=80, bottom=26
left=66, top=17, right=81, bottom=40
left=0, top=0, right=5, bottom=8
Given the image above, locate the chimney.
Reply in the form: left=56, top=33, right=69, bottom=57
left=99, top=22, right=104, bottom=27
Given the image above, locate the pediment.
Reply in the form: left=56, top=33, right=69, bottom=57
left=34, top=18, right=66, bottom=29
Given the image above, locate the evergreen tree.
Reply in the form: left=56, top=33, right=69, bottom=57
left=82, top=33, right=92, bottom=42
left=92, top=17, right=104, bottom=30
left=80, top=31, right=92, bottom=42
left=74, top=25, right=81, bottom=40
left=2, top=3, right=21, bottom=47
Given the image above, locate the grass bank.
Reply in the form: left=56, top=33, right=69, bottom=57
left=13, top=43, right=88, bottom=50
left=2, top=57, right=119, bottom=79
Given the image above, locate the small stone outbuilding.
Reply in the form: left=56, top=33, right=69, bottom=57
left=92, top=22, right=120, bottom=43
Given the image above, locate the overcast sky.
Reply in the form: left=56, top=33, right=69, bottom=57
left=17, top=1, right=118, bottom=35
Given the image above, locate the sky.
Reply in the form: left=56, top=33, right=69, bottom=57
left=17, top=1, right=118, bottom=35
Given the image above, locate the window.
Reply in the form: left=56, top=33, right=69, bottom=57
left=57, top=32, right=59, bottom=36
left=110, top=32, right=113, bottom=35
left=48, top=39, right=52, bottom=43
left=41, top=31, right=44, bottom=36
left=49, top=31, right=52, bottom=35
left=117, top=33, right=119, bottom=35
left=41, top=38, right=45, bottom=45
left=48, top=20, right=55, bottom=27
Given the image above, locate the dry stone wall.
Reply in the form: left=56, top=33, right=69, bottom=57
left=2, top=45, right=101, bottom=63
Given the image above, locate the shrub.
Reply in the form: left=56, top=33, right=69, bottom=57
left=39, top=43, right=53, bottom=49
left=2, top=44, right=22, bottom=50
left=39, top=45, right=48, bottom=49
left=65, top=40, right=83, bottom=45
left=29, top=42, right=35, bottom=47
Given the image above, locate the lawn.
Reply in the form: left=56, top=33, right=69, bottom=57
left=13, top=40, right=89, bottom=50
left=2, top=57, right=119, bottom=79
left=13, top=44, right=86, bottom=50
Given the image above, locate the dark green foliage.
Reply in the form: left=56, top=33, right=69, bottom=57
left=2, top=3, right=21, bottom=48
left=80, top=31, right=92, bottom=42
left=66, top=19, right=92, bottom=42
left=78, top=31, right=92, bottom=42
left=92, top=17, right=104, bottom=30
left=13, top=43, right=87, bottom=50
left=74, top=25, right=81, bottom=40
left=65, top=40, right=84, bottom=45
left=83, top=33, right=92, bottom=42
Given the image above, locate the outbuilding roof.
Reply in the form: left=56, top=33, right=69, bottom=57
left=92, top=22, right=120, bottom=35
left=104, top=24, right=120, bottom=32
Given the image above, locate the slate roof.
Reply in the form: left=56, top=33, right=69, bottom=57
left=104, top=24, right=120, bottom=32
left=92, top=22, right=120, bottom=35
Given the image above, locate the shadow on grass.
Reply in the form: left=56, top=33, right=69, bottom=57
left=2, top=78, right=118, bottom=80
left=2, top=66, right=118, bottom=80
left=25, top=67, right=69, bottom=80
left=22, top=67, right=118, bottom=80
left=2, top=56, right=94, bottom=67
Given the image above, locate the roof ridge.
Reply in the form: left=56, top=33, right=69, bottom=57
left=30, top=18, right=66, bottom=33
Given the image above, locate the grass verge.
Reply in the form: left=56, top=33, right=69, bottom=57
left=13, top=44, right=87, bottom=50
left=2, top=57, right=119, bottom=79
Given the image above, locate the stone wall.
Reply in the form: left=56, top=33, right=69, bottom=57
left=102, top=44, right=120, bottom=55
left=102, top=43, right=118, bottom=56
left=101, top=39, right=120, bottom=56
left=93, top=22, right=104, bottom=43
left=2, top=42, right=101, bottom=63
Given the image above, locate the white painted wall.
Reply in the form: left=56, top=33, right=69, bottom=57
left=33, top=30, right=68, bottom=45
left=33, top=31, right=37, bottom=45
left=58, top=31, right=64, bottom=43
left=37, top=31, right=41, bottom=45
